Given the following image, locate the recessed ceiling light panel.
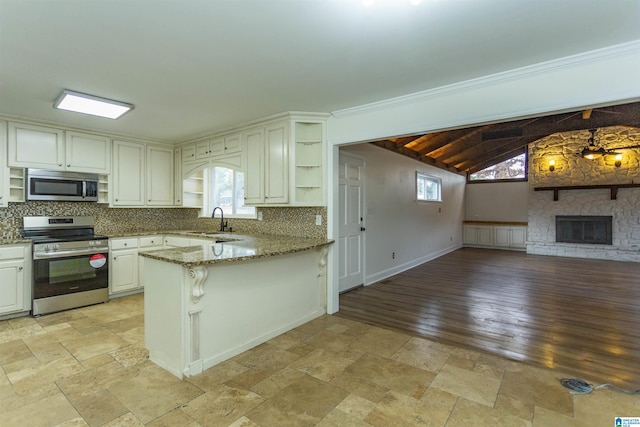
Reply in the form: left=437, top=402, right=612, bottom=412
left=53, top=90, right=134, bottom=119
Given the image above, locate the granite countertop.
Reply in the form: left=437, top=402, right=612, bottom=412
left=135, top=232, right=333, bottom=268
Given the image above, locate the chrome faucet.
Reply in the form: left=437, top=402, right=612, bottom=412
left=211, top=207, right=228, bottom=232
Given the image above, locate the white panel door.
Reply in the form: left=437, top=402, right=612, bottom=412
left=338, top=152, right=365, bottom=293
left=146, top=145, right=174, bottom=206
left=265, top=122, right=288, bottom=203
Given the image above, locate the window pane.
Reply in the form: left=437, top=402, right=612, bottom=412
left=207, top=167, right=255, bottom=216
left=469, top=153, right=526, bottom=181
left=416, top=172, right=441, bottom=202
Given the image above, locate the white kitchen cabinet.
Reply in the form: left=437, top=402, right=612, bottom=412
left=244, top=122, right=289, bottom=205
left=112, top=140, right=145, bottom=206
left=0, top=245, right=31, bottom=317
left=109, top=238, right=139, bottom=295
left=8, top=122, right=111, bottom=173
left=0, top=122, right=7, bottom=207
left=164, top=236, right=191, bottom=247
left=65, top=131, right=111, bottom=173
left=138, top=235, right=164, bottom=288
left=182, top=143, right=197, bottom=164
left=146, top=145, right=174, bottom=206
left=174, top=148, right=182, bottom=206
left=195, top=131, right=243, bottom=160
left=8, top=122, right=65, bottom=170
left=112, top=140, right=174, bottom=207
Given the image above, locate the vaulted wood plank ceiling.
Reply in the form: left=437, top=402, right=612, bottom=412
left=370, top=102, right=640, bottom=175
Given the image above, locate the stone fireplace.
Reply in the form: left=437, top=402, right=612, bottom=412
left=526, top=126, right=640, bottom=262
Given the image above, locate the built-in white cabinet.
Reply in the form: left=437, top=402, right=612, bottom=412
left=174, top=148, right=182, bottom=206
left=494, top=226, right=527, bottom=249
left=112, top=140, right=174, bottom=207
left=463, top=223, right=527, bottom=250
left=8, top=122, right=110, bottom=173
left=463, top=225, right=494, bottom=246
left=0, top=121, right=7, bottom=208
left=146, top=145, right=174, bottom=206
left=195, top=131, right=242, bottom=160
left=244, top=122, right=289, bottom=205
left=109, top=238, right=140, bottom=294
left=112, top=140, right=145, bottom=206
left=0, top=245, right=31, bottom=317
left=65, top=131, right=111, bottom=173
left=291, top=120, right=325, bottom=205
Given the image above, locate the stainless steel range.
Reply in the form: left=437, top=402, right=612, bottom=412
left=23, top=216, right=109, bottom=316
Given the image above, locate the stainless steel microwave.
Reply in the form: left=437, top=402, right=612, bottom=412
left=26, top=169, right=99, bottom=202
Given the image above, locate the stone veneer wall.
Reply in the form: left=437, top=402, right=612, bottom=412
left=0, top=203, right=327, bottom=240
left=527, top=126, right=640, bottom=261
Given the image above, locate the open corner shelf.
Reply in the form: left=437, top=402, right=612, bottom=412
left=534, top=183, right=640, bottom=201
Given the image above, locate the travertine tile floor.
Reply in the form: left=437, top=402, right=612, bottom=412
left=0, top=294, right=638, bottom=426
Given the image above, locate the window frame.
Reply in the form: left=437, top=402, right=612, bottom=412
left=467, top=152, right=528, bottom=183
left=416, top=171, right=442, bottom=203
left=201, top=166, right=257, bottom=219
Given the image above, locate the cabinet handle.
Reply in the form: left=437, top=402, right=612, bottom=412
left=148, top=199, right=151, bottom=202
left=67, top=164, right=71, bottom=167
left=115, top=199, right=119, bottom=202
left=58, top=163, right=62, bottom=167
left=123, top=243, right=127, bottom=246
left=18, top=266, right=23, bottom=271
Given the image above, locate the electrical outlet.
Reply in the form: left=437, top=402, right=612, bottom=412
left=257, top=211, right=263, bottom=221
left=315, top=215, right=322, bottom=226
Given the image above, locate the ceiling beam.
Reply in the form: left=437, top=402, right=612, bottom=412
left=369, top=140, right=464, bottom=175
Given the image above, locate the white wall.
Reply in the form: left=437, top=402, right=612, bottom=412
left=340, top=144, right=465, bottom=285
left=465, top=181, right=529, bottom=222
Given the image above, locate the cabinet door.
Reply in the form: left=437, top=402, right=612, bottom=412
left=264, top=122, right=288, bottom=204
left=182, top=144, right=197, bottom=163
left=0, top=259, right=24, bottom=315
left=477, top=226, right=494, bottom=245
left=65, top=131, right=111, bottom=173
left=209, top=137, right=225, bottom=157
left=224, top=132, right=243, bottom=155
left=244, top=127, right=264, bottom=204
left=110, top=249, right=139, bottom=294
left=174, top=148, right=182, bottom=205
left=112, top=140, right=145, bottom=206
left=463, top=225, right=478, bottom=244
left=195, top=140, right=212, bottom=160
left=146, top=145, right=174, bottom=206
left=8, top=122, right=65, bottom=170
left=510, top=227, right=527, bottom=248
left=494, top=227, right=510, bottom=247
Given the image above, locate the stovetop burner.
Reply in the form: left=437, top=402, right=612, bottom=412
left=23, top=216, right=106, bottom=246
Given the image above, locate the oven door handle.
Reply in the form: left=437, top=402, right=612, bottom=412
left=33, top=248, right=109, bottom=260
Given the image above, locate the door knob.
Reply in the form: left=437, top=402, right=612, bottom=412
left=360, top=227, right=366, bottom=231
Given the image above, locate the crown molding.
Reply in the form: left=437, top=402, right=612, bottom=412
left=331, top=40, right=640, bottom=119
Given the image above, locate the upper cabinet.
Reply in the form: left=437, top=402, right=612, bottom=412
left=112, top=140, right=174, bottom=207
left=179, top=113, right=328, bottom=208
left=0, top=121, right=7, bottom=208
left=8, top=122, right=110, bottom=173
left=65, top=131, right=111, bottom=173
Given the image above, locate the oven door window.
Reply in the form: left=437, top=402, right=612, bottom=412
left=33, top=253, right=108, bottom=299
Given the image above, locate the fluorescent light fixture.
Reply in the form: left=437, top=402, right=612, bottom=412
left=53, top=90, right=133, bottom=119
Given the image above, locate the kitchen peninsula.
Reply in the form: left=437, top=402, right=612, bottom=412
left=139, top=233, right=332, bottom=379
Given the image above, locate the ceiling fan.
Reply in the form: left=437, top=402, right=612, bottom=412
left=578, top=128, right=640, bottom=160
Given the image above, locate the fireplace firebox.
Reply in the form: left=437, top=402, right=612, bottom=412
left=555, top=215, right=612, bottom=245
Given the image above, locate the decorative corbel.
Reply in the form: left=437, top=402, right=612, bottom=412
left=188, top=266, right=208, bottom=303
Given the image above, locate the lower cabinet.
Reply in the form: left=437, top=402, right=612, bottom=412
left=0, top=245, right=31, bottom=317
left=463, top=224, right=527, bottom=250
left=109, top=238, right=140, bottom=295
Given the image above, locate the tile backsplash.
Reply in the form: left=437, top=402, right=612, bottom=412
left=0, top=203, right=327, bottom=239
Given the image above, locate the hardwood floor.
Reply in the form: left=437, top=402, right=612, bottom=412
left=337, top=248, right=640, bottom=390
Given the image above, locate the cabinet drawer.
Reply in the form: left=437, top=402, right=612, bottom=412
left=164, top=236, right=191, bottom=247
left=110, top=238, right=138, bottom=250
left=138, top=235, right=164, bottom=248
left=0, top=245, right=25, bottom=259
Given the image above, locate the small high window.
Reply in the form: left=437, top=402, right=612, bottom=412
left=468, top=153, right=526, bottom=182
left=416, top=172, right=441, bottom=202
